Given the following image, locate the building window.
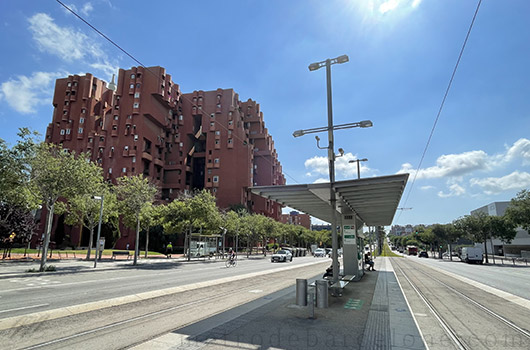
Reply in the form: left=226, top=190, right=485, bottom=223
left=136, top=83, right=140, bottom=89
left=67, top=82, right=71, bottom=87
left=114, top=115, right=118, bottom=120
left=133, top=102, right=139, bottom=108
left=122, top=167, right=127, bottom=173
left=124, top=146, right=129, bottom=151
left=63, top=110, right=68, bottom=115
left=207, top=177, right=211, bottom=183
left=213, top=176, right=219, bottom=183
left=74, top=82, right=78, bottom=87
left=78, top=128, right=83, bottom=134
left=66, top=128, right=71, bottom=135
left=132, top=157, right=136, bottom=163
left=134, top=135, right=138, bottom=141
left=215, top=140, right=219, bottom=145
left=127, top=115, right=132, bottom=119
left=215, top=131, right=220, bottom=135
left=213, top=188, right=217, bottom=193
left=210, top=122, right=215, bottom=127
left=100, top=137, right=104, bottom=142
left=214, top=158, right=219, bottom=163
left=112, top=125, right=118, bottom=130
left=82, top=108, right=86, bottom=114
left=130, top=84, right=134, bottom=89
left=79, top=117, right=84, bottom=124
left=88, top=137, right=93, bottom=143
left=60, top=129, right=65, bottom=135
left=210, top=113, right=214, bottom=118
left=228, top=138, right=233, bottom=144
left=179, top=115, right=183, bottom=121
left=64, top=101, right=69, bottom=106
left=108, top=168, right=112, bottom=174
left=208, top=169, right=212, bottom=175
left=131, top=74, right=135, bottom=79
left=228, top=120, right=233, bottom=125
left=228, top=130, right=232, bottom=135
left=134, top=92, right=140, bottom=98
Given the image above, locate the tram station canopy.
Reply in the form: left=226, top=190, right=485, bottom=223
left=250, top=174, right=409, bottom=226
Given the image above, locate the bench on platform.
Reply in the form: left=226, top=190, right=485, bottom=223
left=112, top=251, right=132, bottom=260
left=330, top=274, right=356, bottom=290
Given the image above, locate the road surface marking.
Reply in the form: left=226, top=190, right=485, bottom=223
left=0, top=303, right=49, bottom=314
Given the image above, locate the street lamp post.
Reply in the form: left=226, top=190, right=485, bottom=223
left=92, top=195, right=104, bottom=268
left=348, top=158, right=368, bottom=179
left=293, top=54, right=372, bottom=285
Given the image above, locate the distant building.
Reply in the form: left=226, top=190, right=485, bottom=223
left=41, top=66, right=285, bottom=249
left=389, top=224, right=414, bottom=237
left=471, top=201, right=530, bottom=257
left=280, top=211, right=311, bottom=229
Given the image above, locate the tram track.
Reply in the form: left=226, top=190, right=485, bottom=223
left=392, top=258, right=530, bottom=350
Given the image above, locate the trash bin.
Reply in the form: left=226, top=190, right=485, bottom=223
left=296, top=279, right=307, bottom=306
left=316, top=280, right=328, bottom=308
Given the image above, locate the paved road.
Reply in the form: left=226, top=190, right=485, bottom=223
left=399, top=254, right=530, bottom=300
left=0, top=259, right=331, bottom=350
left=0, top=256, right=330, bottom=320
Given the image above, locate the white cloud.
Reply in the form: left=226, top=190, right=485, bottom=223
left=411, top=0, right=422, bottom=8
left=470, top=171, right=530, bottom=195
left=504, top=138, right=530, bottom=165
left=398, top=150, right=489, bottom=180
left=420, top=185, right=434, bottom=190
left=27, top=13, right=117, bottom=80
left=313, top=178, right=328, bottom=184
left=379, top=0, right=399, bottom=14
left=438, top=184, right=466, bottom=198
left=0, top=71, right=63, bottom=114
left=28, top=13, right=90, bottom=61
left=304, top=152, right=374, bottom=180
left=81, top=2, right=94, bottom=16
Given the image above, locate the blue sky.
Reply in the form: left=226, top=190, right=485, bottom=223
left=1, top=0, right=530, bottom=228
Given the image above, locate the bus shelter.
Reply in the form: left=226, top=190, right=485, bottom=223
left=251, top=174, right=408, bottom=278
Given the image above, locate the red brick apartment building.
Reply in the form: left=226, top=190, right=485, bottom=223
left=42, top=66, right=285, bottom=249
left=280, top=211, right=311, bottom=230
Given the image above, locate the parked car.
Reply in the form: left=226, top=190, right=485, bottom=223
left=271, top=249, right=292, bottom=263
left=461, top=247, right=483, bottom=264
left=418, top=251, right=428, bottom=258
left=313, top=248, right=326, bottom=257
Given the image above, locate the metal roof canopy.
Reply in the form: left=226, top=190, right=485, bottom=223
left=251, top=174, right=409, bottom=226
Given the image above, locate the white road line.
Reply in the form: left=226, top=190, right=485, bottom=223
left=0, top=303, right=49, bottom=314
left=0, top=259, right=328, bottom=331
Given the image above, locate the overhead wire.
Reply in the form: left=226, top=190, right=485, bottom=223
left=395, top=0, right=483, bottom=224
left=55, top=0, right=301, bottom=185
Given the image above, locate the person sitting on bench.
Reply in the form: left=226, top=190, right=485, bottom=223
left=365, top=252, right=376, bottom=271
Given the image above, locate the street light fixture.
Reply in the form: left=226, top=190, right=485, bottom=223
left=349, top=158, right=368, bottom=179
left=294, top=54, right=372, bottom=286
left=92, top=195, right=104, bottom=268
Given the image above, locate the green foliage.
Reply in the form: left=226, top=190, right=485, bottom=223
left=505, top=189, right=530, bottom=231
left=115, top=175, right=158, bottom=228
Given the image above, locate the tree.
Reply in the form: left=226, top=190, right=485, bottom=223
left=505, top=189, right=530, bottom=231
left=58, top=182, right=118, bottom=260
left=29, top=144, right=103, bottom=271
left=0, top=128, right=40, bottom=206
left=115, top=175, right=158, bottom=265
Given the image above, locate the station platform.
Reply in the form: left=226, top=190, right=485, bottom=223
left=133, top=257, right=425, bottom=350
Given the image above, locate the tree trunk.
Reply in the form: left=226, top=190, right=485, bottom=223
left=39, top=203, right=54, bottom=272
left=86, top=227, right=94, bottom=260
left=144, top=225, right=149, bottom=259
left=133, top=216, right=140, bottom=265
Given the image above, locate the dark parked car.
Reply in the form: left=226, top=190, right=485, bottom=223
left=418, top=251, right=428, bottom=258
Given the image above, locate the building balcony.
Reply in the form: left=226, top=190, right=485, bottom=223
left=142, top=152, right=153, bottom=161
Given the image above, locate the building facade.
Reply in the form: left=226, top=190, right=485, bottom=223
left=43, top=66, right=285, bottom=249
left=471, top=202, right=530, bottom=257
left=280, top=211, right=311, bottom=230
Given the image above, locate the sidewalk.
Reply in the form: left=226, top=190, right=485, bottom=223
left=133, top=257, right=425, bottom=350
left=0, top=253, right=268, bottom=278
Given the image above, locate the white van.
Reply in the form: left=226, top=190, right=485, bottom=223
left=460, top=247, right=483, bottom=264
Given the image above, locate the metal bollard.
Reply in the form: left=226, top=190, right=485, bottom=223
left=296, top=279, right=308, bottom=306
left=316, top=280, right=329, bottom=308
